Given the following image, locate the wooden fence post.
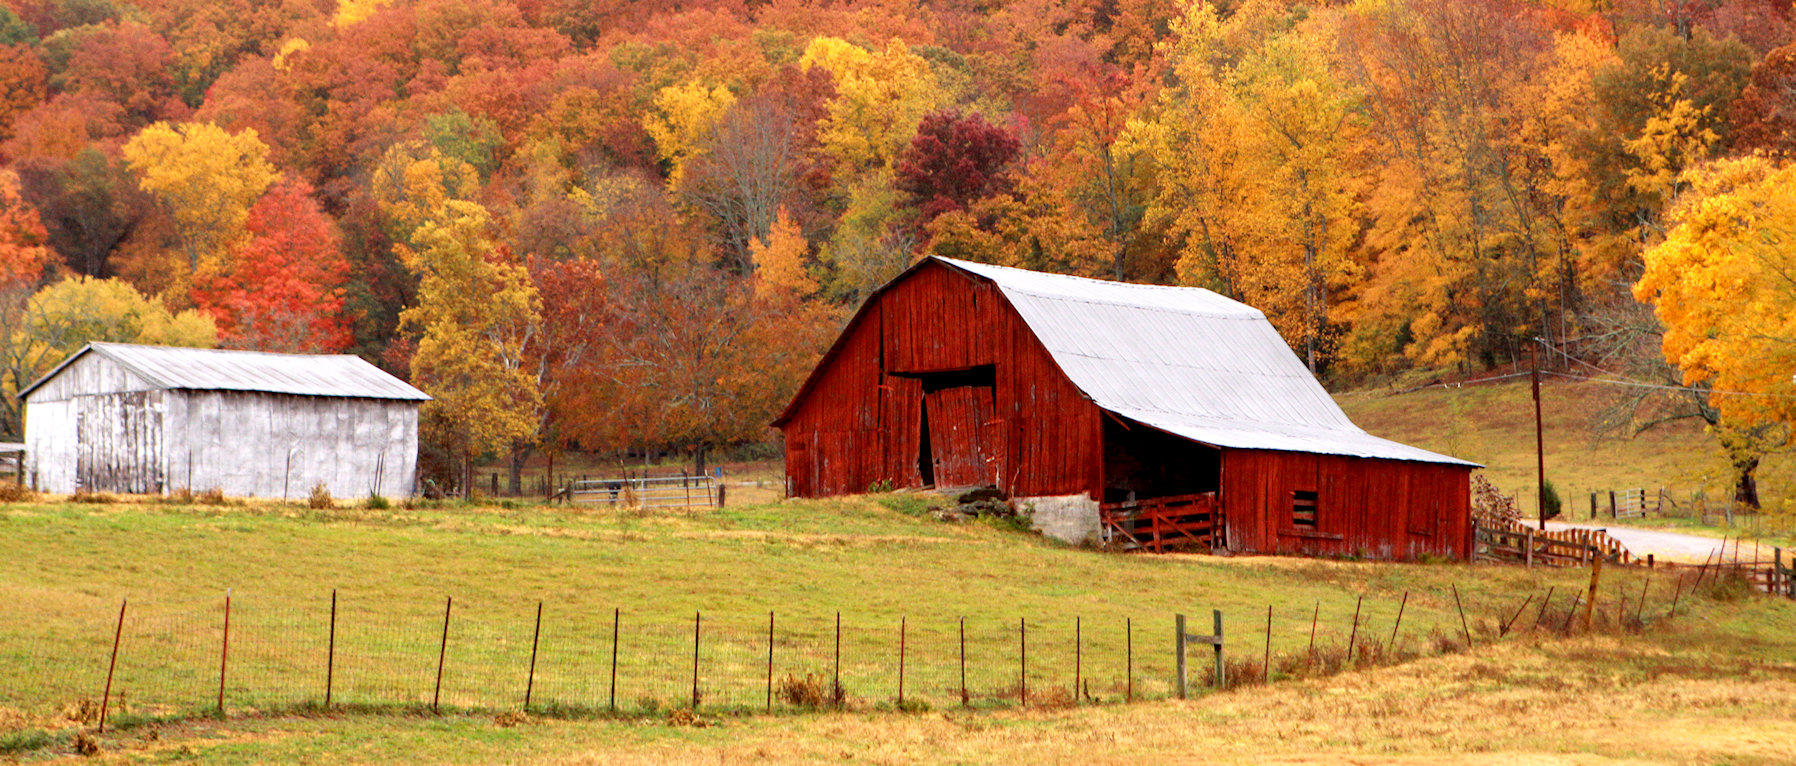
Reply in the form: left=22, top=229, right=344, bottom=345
left=1583, top=557, right=1603, bottom=631
left=1608, top=490, right=1617, bottom=520
left=1175, top=613, right=1188, bottom=700
left=1211, top=610, right=1225, bottom=689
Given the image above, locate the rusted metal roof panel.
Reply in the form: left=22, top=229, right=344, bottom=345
left=20, top=343, right=430, bottom=401
left=938, top=258, right=1476, bottom=467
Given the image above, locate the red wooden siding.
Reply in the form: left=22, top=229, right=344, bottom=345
left=780, top=261, right=1101, bottom=499
left=1220, top=449, right=1470, bottom=561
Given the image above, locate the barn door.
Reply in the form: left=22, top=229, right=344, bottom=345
left=922, top=385, right=1000, bottom=488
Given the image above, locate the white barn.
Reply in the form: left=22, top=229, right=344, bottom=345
left=20, top=343, right=427, bottom=499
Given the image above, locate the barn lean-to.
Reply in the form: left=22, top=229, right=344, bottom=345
left=775, top=257, right=1478, bottom=561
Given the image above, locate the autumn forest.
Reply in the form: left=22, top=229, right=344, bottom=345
left=0, top=0, right=1792, bottom=495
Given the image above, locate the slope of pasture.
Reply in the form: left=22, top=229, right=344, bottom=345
left=0, top=494, right=1792, bottom=763
left=1337, top=379, right=1796, bottom=520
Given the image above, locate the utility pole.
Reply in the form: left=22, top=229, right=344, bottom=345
left=1532, top=340, right=1547, bottom=528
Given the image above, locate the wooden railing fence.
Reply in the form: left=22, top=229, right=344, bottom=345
left=1473, top=516, right=1638, bottom=567
left=1100, top=493, right=1221, bottom=553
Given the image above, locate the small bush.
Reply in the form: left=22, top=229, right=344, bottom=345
left=71, top=731, right=98, bottom=756
left=0, top=482, right=37, bottom=503
left=776, top=674, right=827, bottom=707
left=1701, top=571, right=1757, bottom=602
left=70, top=488, right=115, bottom=504
left=364, top=494, right=390, bottom=510
left=160, top=488, right=194, bottom=505
left=197, top=488, right=228, bottom=506
left=307, top=483, right=334, bottom=510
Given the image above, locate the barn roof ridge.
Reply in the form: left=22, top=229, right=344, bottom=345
left=19, top=342, right=431, bottom=402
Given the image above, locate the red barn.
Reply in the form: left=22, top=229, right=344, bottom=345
left=774, top=257, right=1478, bottom=561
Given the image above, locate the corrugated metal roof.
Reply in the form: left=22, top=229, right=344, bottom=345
left=937, top=258, right=1476, bottom=466
left=19, top=343, right=430, bottom=401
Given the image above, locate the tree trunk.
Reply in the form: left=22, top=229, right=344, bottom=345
left=508, top=442, right=533, bottom=497
left=693, top=443, right=709, bottom=476
left=1733, top=455, right=1761, bottom=511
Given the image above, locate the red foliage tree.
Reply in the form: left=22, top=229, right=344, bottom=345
left=1730, top=40, right=1796, bottom=155
left=192, top=179, right=352, bottom=352
left=57, top=21, right=188, bottom=126
left=894, top=110, right=1021, bottom=224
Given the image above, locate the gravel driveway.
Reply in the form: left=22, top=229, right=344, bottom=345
left=1542, top=521, right=1751, bottom=564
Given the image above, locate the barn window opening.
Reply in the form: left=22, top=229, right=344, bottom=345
left=1292, top=490, right=1318, bottom=529
left=894, top=364, right=996, bottom=392
left=1102, top=416, right=1220, bottom=503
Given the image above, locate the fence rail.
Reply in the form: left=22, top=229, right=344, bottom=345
left=560, top=475, right=720, bottom=509
left=1473, top=518, right=1638, bottom=567
left=1100, top=493, right=1220, bottom=552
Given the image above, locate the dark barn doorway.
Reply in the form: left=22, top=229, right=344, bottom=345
left=1102, top=416, right=1220, bottom=503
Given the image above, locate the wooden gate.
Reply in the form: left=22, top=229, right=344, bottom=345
left=1101, top=492, right=1222, bottom=552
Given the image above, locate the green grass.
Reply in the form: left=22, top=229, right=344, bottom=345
left=2, top=491, right=1793, bottom=763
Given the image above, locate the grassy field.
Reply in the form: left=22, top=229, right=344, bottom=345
left=2, top=492, right=1794, bottom=763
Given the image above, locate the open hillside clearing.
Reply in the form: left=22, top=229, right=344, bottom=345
left=1337, top=379, right=1796, bottom=547
left=1, top=493, right=1793, bottom=764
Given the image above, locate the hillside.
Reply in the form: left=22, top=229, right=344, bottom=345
left=1339, top=379, right=1796, bottom=522
left=1, top=495, right=1793, bottom=763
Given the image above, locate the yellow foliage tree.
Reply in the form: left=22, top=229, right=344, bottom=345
left=121, top=121, right=277, bottom=279
left=1634, top=155, right=1796, bottom=508
left=642, top=81, right=737, bottom=190
left=334, top=0, right=394, bottom=28
left=800, top=37, right=948, bottom=179
left=749, top=206, right=816, bottom=300
left=7, top=276, right=217, bottom=432
left=369, top=142, right=482, bottom=249
left=1636, top=156, right=1796, bottom=427
left=397, top=199, right=543, bottom=492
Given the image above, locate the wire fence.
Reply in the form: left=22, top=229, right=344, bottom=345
left=3, top=593, right=1188, bottom=724
left=3, top=568, right=1730, bottom=730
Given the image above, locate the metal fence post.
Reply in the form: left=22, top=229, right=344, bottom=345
left=608, top=607, right=619, bottom=712
left=690, top=611, right=701, bottom=710
left=833, top=612, right=842, bottom=710
left=958, top=616, right=967, bottom=706
left=99, top=599, right=126, bottom=733
left=1019, top=617, right=1027, bottom=707
left=765, top=611, right=774, bottom=713
left=218, top=589, right=231, bottom=715
left=1125, top=617, right=1133, bottom=703
left=525, top=602, right=542, bottom=709
left=326, top=589, right=337, bottom=708
left=432, top=596, right=451, bottom=714
left=1074, top=616, right=1082, bottom=702
left=897, top=616, right=906, bottom=707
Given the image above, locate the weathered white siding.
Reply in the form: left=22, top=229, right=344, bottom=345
left=23, top=347, right=422, bottom=499
left=162, top=391, right=417, bottom=499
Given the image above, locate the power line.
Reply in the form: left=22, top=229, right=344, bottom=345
left=1541, top=370, right=1796, bottom=400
